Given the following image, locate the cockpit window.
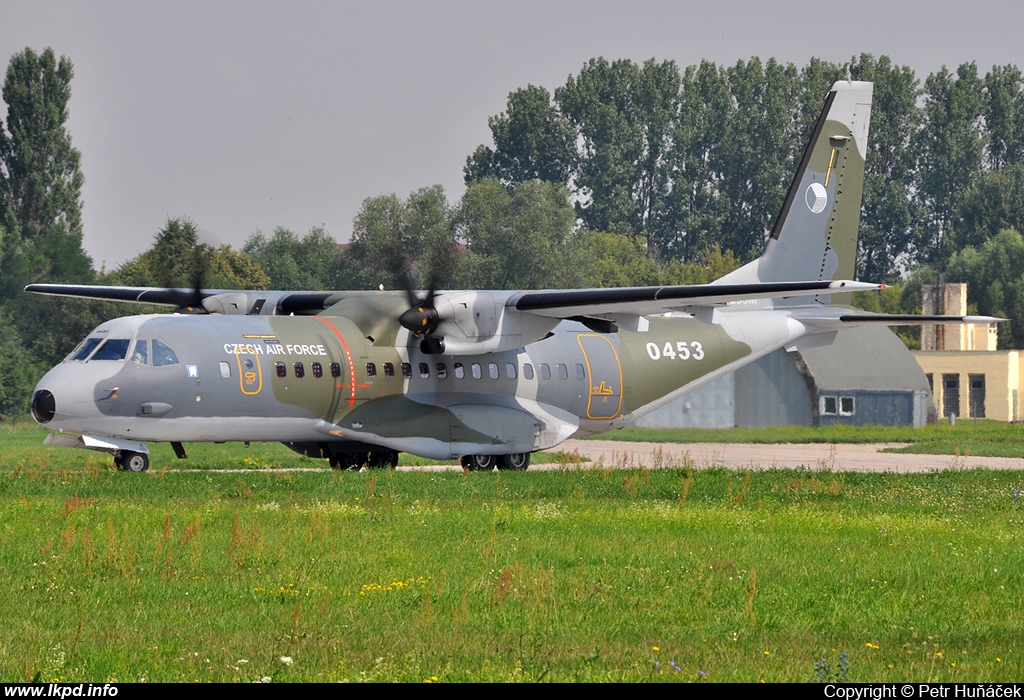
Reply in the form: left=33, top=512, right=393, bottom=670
left=70, top=337, right=103, bottom=361
left=91, top=339, right=131, bottom=361
left=132, top=339, right=149, bottom=365
left=152, top=339, right=179, bottom=367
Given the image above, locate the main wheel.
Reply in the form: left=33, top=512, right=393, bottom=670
left=460, top=454, right=497, bottom=471
left=367, top=450, right=399, bottom=468
left=116, top=451, right=149, bottom=472
left=499, top=453, right=530, bottom=471
left=329, top=453, right=365, bottom=470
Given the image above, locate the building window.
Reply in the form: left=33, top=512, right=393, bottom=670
left=821, top=396, right=837, bottom=415
left=839, top=396, right=855, bottom=416
left=943, top=374, right=960, bottom=418
left=969, top=374, right=986, bottom=418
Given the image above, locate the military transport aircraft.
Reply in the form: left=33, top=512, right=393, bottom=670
left=26, top=80, right=999, bottom=472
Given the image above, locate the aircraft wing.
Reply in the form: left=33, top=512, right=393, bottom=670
left=508, top=280, right=883, bottom=318
left=23, top=284, right=228, bottom=305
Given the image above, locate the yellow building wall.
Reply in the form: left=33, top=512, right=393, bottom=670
left=912, top=351, right=1021, bottom=422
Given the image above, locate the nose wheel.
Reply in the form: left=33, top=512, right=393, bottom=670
left=115, top=450, right=150, bottom=472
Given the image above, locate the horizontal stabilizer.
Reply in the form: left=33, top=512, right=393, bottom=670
left=805, top=312, right=1005, bottom=327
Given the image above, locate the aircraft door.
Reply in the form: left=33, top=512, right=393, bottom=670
left=577, top=334, right=623, bottom=419
left=233, top=350, right=263, bottom=395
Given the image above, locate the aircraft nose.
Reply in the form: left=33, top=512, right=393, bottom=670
left=31, top=389, right=56, bottom=424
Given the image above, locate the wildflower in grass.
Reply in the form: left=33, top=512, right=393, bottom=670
left=865, top=642, right=879, bottom=650
left=279, top=656, right=293, bottom=665
left=652, top=646, right=660, bottom=652
left=670, top=660, right=681, bottom=673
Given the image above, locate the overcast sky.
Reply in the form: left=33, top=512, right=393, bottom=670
left=3, top=0, right=1024, bottom=270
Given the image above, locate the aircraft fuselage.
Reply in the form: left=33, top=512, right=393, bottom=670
left=31, top=306, right=803, bottom=461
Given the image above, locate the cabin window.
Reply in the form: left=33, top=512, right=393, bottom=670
left=436, top=363, right=447, bottom=379
left=540, top=363, right=551, bottom=380
left=575, top=364, right=586, bottom=380
left=312, top=362, right=323, bottom=379
left=152, top=339, right=179, bottom=366
left=506, top=363, right=517, bottom=380
left=383, top=362, right=395, bottom=378
left=454, top=362, right=465, bottom=379
left=330, top=362, right=341, bottom=378
left=401, top=362, right=412, bottom=379
left=419, top=362, right=430, bottom=379
left=70, top=337, right=103, bottom=361
left=522, top=363, right=534, bottom=380
left=488, top=363, right=499, bottom=380
left=276, top=362, right=287, bottom=378
left=557, top=364, right=568, bottom=380
left=821, top=396, right=837, bottom=415
left=219, top=361, right=231, bottom=378
left=132, top=340, right=149, bottom=365
left=366, top=362, right=377, bottom=378
left=293, top=362, right=305, bottom=378
left=92, top=339, right=130, bottom=361
left=471, top=363, right=482, bottom=379
left=839, top=396, right=855, bottom=416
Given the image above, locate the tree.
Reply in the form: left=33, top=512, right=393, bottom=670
left=464, top=85, right=575, bottom=187
left=945, top=228, right=1024, bottom=348
left=113, top=218, right=269, bottom=290
left=458, top=179, right=581, bottom=289
left=0, top=47, right=91, bottom=284
left=346, top=185, right=458, bottom=290
left=983, top=65, right=1024, bottom=171
left=244, top=225, right=342, bottom=290
left=915, top=63, right=986, bottom=262
left=556, top=58, right=681, bottom=250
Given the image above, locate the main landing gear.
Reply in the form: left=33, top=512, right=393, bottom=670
left=328, top=449, right=400, bottom=470
left=114, top=450, right=149, bottom=472
left=460, top=453, right=531, bottom=471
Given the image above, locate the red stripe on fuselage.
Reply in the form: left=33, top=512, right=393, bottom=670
left=314, top=317, right=358, bottom=408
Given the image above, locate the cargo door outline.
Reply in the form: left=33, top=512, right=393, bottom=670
left=577, top=334, right=623, bottom=419
left=234, top=348, right=263, bottom=395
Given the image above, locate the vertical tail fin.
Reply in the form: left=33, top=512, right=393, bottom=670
left=716, top=80, right=873, bottom=304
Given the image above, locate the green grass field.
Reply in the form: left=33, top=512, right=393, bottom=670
left=2, top=421, right=1024, bottom=682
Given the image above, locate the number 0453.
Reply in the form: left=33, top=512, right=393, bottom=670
left=646, top=341, right=705, bottom=361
